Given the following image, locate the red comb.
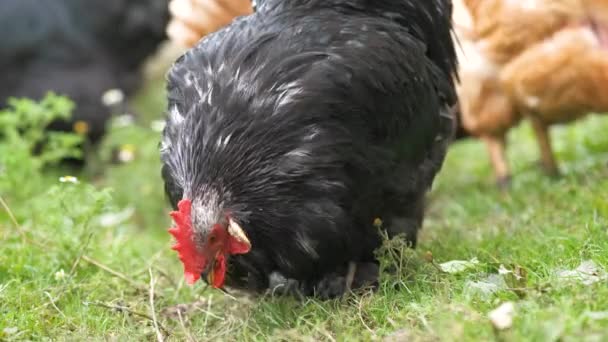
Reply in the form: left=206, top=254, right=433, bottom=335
left=168, top=199, right=206, bottom=285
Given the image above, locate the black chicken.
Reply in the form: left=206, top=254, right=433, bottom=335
left=0, top=0, right=169, bottom=143
left=161, top=0, right=458, bottom=298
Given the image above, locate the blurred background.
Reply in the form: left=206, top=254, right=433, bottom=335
left=0, top=0, right=254, bottom=228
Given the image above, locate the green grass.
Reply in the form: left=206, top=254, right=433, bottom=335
left=1, top=85, right=608, bottom=341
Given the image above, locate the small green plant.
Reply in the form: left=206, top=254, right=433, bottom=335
left=0, top=93, right=83, bottom=200
left=0, top=95, right=117, bottom=339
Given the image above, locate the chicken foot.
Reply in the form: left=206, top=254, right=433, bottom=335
left=267, top=271, right=305, bottom=299
left=267, top=262, right=379, bottom=300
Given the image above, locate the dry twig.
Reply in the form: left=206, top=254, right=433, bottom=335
left=358, top=290, right=375, bottom=335
left=149, top=268, right=165, bottom=342
left=153, top=265, right=179, bottom=289
left=177, top=309, right=197, bottom=342
left=0, top=194, right=28, bottom=244
left=69, top=232, right=94, bottom=276
left=44, top=291, right=77, bottom=330
left=82, top=255, right=147, bottom=291
left=85, top=301, right=170, bottom=336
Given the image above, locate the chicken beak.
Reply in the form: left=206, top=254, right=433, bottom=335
left=227, top=218, right=251, bottom=247
left=207, top=268, right=214, bottom=285
left=204, top=252, right=220, bottom=285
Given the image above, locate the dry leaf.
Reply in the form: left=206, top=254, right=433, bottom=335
left=2, top=327, right=19, bottom=335
left=383, top=328, right=414, bottom=342
left=98, top=207, right=135, bottom=227
left=555, top=260, right=607, bottom=286
left=585, top=311, right=608, bottom=321
left=464, top=274, right=507, bottom=300
left=438, top=257, right=479, bottom=274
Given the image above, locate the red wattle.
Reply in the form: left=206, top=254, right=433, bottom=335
left=168, top=199, right=208, bottom=285
left=211, top=253, right=227, bottom=288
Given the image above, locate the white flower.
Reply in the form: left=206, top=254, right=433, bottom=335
left=59, top=176, right=79, bottom=184
left=114, top=114, right=135, bottom=127
left=118, top=144, right=136, bottom=163
left=54, top=269, right=66, bottom=281
left=150, top=120, right=166, bottom=132
left=101, top=88, right=125, bottom=107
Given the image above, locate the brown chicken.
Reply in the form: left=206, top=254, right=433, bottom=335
left=166, top=0, right=253, bottom=47
left=464, top=0, right=583, bottom=64
left=452, top=0, right=520, bottom=185
left=454, top=0, right=608, bottom=185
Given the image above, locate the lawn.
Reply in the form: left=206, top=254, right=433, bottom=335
left=1, top=74, right=607, bottom=341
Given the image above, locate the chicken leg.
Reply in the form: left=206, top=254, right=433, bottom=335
left=529, top=116, right=559, bottom=177
left=481, top=135, right=511, bottom=188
